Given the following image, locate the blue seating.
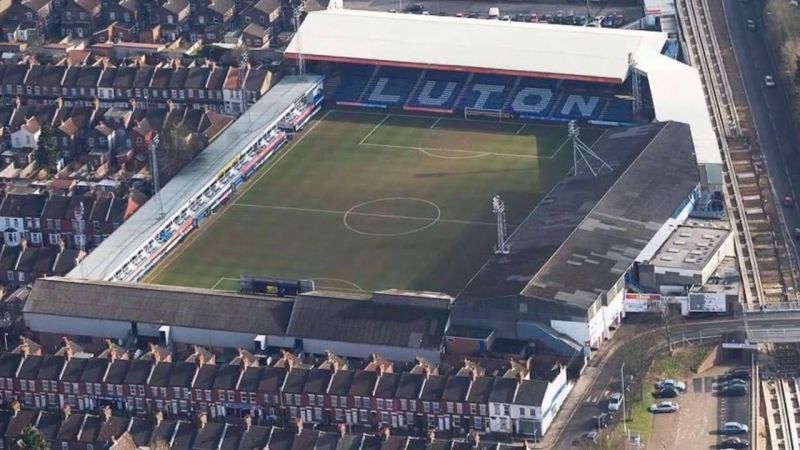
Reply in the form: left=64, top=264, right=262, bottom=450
left=329, top=63, right=640, bottom=123
left=458, top=74, right=517, bottom=111
left=406, top=70, right=468, bottom=110
left=601, top=98, right=634, bottom=123
left=331, top=65, right=375, bottom=103
left=360, top=66, right=420, bottom=107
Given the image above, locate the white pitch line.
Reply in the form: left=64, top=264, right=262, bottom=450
left=211, top=277, right=237, bottom=290
left=515, top=123, right=527, bottom=135
left=234, top=203, right=503, bottom=227
left=547, top=137, right=572, bottom=159
left=430, top=118, right=442, bottom=129
left=359, top=114, right=391, bottom=145
left=361, top=142, right=543, bottom=160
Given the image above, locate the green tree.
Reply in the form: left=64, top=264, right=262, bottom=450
left=34, top=123, right=58, bottom=174
left=19, top=426, right=48, bottom=450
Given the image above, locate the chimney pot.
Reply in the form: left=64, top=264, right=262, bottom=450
left=243, top=414, right=252, bottom=431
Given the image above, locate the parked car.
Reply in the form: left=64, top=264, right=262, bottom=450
left=583, top=431, right=600, bottom=444
left=655, top=379, right=687, bottom=392
left=720, top=422, right=749, bottom=435
left=488, top=7, right=500, bottom=19
left=765, top=75, right=776, bottom=87
left=783, top=195, right=795, bottom=207
left=720, top=437, right=749, bottom=448
left=725, top=378, right=749, bottom=388
left=529, top=13, right=538, bottom=22
left=726, top=368, right=751, bottom=381
left=649, top=401, right=679, bottom=413
left=746, top=19, right=757, bottom=30
left=467, top=11, right=479, bottom=18
left=608, top=393, right=623, bottom=411
left=721, top=384, right=748, bottom=397
left=652, top=387, right=680, bottom=398
left=591, top=413, right=612, bottom=429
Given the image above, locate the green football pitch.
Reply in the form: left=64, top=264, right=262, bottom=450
left=145, top=109, right=604, bottom=295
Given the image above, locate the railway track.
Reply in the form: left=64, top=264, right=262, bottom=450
left=677, top=0, right=796, bottom=310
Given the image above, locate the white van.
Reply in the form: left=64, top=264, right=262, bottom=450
left=488, top=7, right=499, bottom=19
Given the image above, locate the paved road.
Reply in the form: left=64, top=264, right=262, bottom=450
left=717, top=0, right=800, bottom=272
left=343, top=0, right=642, bottom=20
left=553, top=313, right=800, bottom=449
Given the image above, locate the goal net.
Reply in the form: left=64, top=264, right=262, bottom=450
left=464, top=107, right=513, bottom=121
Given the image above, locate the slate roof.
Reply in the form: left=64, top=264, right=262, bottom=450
left=238, top=424, right=270, bottom=450
left=488, top=377, right=517, bottom=404
left=302, top=369, right=332, bottom=394
left=219, top=423, right=243, bottom=450
left=36, top=355, right=66, bottom=380
left=193, top=422, right=224, bottom=450
left=123, top=359, right=152, bottom=384
left=97, top=416, right=130, bottom=444
left=441, top=375, right=471, bottom=402
left=171, top=420, right=196, bottom=450
left=128, top=417, right=154, bottom=447
left=60, top=357, right=87, bottom=382
left=17, top=355, right=43, bottom=379
left=237, top=366, right=263, bottom=392
left=287, top=293, right=447, bottom=350
left=465, top=376, right=493, bottom=403
left=25, top=278, right=293, bottom=336
left=290, top=429, right=319, bottom=450
left=41, top=195, right=70, bottom=220
left=194, top=364, right=219, bottom=390
left=394, top=373, right=424, bottom=399
left=373, top=372, right=400, bottom=398
left=514, top=379, right=548, bottom=407
left=282, top=368, right=308, bottom=394
left=149, top=362, right=172, bottom=386
left=5, top=410, right=37, bottom=439
left=266, top=427, right=294, bottom=450
left=0, top=353, right=22, bottom=378
left=78, top=415, right=103, bottom=443
left=168, top=361, right=196, bottom=388
left=419, top=375, right=446, bottom=401
left=315, top=432, right=339, bottom=450
left=327, top=370, right=354, bottom=396
left=258, top=367, right=286, bottom=393
left=348, top=370, right=377, bottom=397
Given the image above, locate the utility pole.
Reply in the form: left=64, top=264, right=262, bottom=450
left=620, top=362, right=628, bottom=435
left=149, top=133, right=164, bottom=219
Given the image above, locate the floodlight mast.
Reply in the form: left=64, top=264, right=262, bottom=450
left=493, top=195, right=510, bottom=254
left=569, top=120, right=612, bottom=178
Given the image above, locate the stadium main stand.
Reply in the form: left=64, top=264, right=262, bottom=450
left=327, top=65, right=640, bottom=124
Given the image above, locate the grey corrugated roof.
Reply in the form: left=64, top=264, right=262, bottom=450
left=25, top=277, right=293, bottom=336
left=287, top=292, right=447, bottom=350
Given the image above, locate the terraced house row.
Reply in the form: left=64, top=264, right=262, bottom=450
left=0, top=338, right=572, bottom=438
left=0, top=59, right=274, bottom=116
left=0, top=404, right=498, bottom=450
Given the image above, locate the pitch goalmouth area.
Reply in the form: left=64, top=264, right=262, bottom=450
left=144, top=109, right=604, bottom=295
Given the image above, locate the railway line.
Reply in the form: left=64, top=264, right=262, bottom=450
left=676, top=0, right=800, bottom=447
left=677, top=0, right=796, bottom=308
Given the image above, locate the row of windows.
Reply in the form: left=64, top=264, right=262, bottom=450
left=6, top=85, right=240, bottom=102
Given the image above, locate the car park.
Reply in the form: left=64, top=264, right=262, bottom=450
left=649, top=401, right=679, bottom=413
left=720, top=422, right=749, bottom=435
left=591, top=413, right=612, bottom=429
left=655, top=379, right=687, bottom=392
left=720, top=437, right=749, bottom=448
left=608, top=393, right=623, bottom=411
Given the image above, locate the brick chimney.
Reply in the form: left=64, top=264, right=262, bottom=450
left=63, top=336, right=74, bottom=360
left=166, top=99, right=174, bottom=113
left=102, top=405, right=112, bottom=422
left=20, top=240, right=27, bottom=252
left=427, top=428, right=435, bottom=443
left=129, top=98, right=136, bottom=112
left=10, top=400, right=20, bottom=417
left=198, top=412, right=207, bottom=429
left=293, top=417, right=302, bottom=436
left=243, top=414, right=252, bottom=431
left=381, top=427, right=390, bottom=441
left=471, top=431, right=480, bottom=448
left=55, top=97, right=63, bottom=111
left=154, top=410, right=164, bottom=427
left=337, top=423, right=346, bottom=438
left=63, top=404, right=71, bottom=420
left=13, top=96, right=21, bottom=109
left=58, top=239, right=66, bottom=254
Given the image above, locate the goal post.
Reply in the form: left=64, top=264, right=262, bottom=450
left=464, top=107, right=513, bottom=121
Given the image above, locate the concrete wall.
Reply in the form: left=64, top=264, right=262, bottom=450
left=298, top=338, right=441, bottom=363
left=26, top=314, right=131, bottom=340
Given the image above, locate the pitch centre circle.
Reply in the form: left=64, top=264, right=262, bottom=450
left=343, top=197, right=441, bottom=236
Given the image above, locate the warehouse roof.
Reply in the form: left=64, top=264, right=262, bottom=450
left=24, top=277, right=293, bottom=336
left=285, top=9, right=667, bottom=84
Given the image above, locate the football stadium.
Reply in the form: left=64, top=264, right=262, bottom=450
left=68, top=8, right=721, bottom=349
